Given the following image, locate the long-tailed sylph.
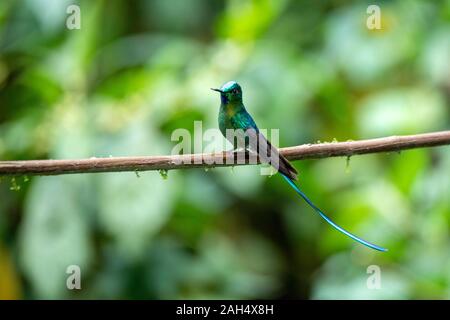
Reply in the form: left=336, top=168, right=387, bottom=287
left=212, top=81, right=387, bottom=252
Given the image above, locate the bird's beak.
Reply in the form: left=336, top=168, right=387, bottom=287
left=211, top=88, right=223, bottom=93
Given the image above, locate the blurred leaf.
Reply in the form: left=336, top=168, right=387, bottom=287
left=0, top=243, right=22, bottom=299
left=357, top=88, right=447, bottom=136
left=19, top=176, right=93, bottom=298
left=97, top=119, right=177, bottom=259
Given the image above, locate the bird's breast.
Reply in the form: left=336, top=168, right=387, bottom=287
left=218, top=104, right=237, bottom=136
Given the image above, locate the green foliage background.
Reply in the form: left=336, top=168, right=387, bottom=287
left=0, top=0, right=449, bottom=299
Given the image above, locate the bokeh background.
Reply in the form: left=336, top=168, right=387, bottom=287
left=0, top=0, right=449, bottom=299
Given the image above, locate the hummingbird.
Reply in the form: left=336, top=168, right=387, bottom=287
left=212, top=81, right=387, bottom=252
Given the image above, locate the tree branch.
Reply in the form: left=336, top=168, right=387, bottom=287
left=1, top=131, right=450, bottom=176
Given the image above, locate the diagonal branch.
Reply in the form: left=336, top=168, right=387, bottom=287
left=1, top=130, right=450, bottom=176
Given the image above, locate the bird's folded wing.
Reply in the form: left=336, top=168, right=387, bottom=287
left=245, top=128, right=298, bottom=180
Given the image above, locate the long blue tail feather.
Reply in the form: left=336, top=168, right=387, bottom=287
left=281, top=174, right=387, bottom=252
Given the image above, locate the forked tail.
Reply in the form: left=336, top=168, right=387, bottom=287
left=281, top=174, right=387, bottom=252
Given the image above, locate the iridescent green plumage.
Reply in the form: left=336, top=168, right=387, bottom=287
left=213, top=81, right=297, bottom=180
left=211, top=81, right=387, bottom=252
left=216, top=82, right=253, bottom=145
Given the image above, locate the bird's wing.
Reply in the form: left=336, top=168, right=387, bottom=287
left=231, top=112, right=298, bottom=180
left=246, top=128, right=298, bottom=180
left=230, top=110, right=259, bottom=131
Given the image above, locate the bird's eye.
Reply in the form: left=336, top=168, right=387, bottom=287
left=233, top=89, right=238, bottom=94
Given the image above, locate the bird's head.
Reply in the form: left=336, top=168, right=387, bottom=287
left=211, top=81, right=242, bottom=104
